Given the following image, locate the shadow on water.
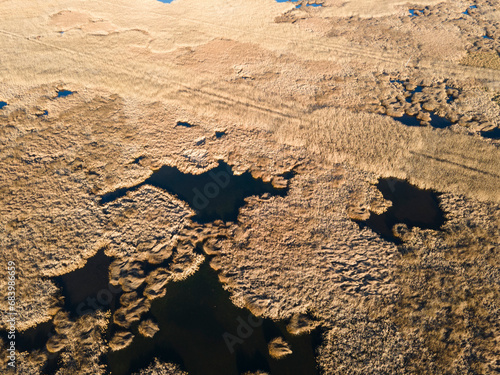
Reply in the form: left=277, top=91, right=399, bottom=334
left=54, top=248, right=118, bottom=317
left=357, top=178, right=445, bottom=244
left=107, top=261, right=321, bottom=375
left=100, top=161, right=291, bottom=223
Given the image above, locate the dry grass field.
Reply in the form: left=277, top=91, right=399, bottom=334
left=0, top=0, right=499, bottom=374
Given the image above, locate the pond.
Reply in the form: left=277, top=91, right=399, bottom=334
left=107, top=261, right=322, bottom=375
left=391, top=114, right=421, bottom=127
left=56, top=90, right=74, bottom=98
left=100, top=161, right=291, bottom=223
left=480, top=127, right=500, bottom=139
left=357, top=178, right=445, bottom=244
left=390, top=112, right=452, bottom=128
left=54, top=248, right=118, bottom=317
left=0, top=101, right=7, bottom=109
left=0, top=315, right=59, bottom=374
left=463, top=5, right=477, bottom=15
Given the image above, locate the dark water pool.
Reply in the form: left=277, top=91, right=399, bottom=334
left=54, top=248, right=118, bottom=317
left=463, top=5, right=477, bottom=15
left=176, top=121, right=193, bottom=127
left=480, top=127, right=500, bottom=139
left=357, top=178, right=445, bottom=244
left=391, top=114, right=421, bottom=127
left=428, top=113, right=452, bottom=128
left=100, top=161, right=291, bottom=223
left=0, top=317, right=59, bottom=374
left=391, top=111, right=452, bottom=129
left=56, top=90, right=74, bottom=98
left=0, top=101, right=7, bottom=109
left=107, top=261, right=321, bottom=375
left=16, top=321, right=54, bottom=352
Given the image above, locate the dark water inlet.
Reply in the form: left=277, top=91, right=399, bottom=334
left=0, top=101, right=7, bottom=109
left=428, top=113, right=452, bottom=129
left=100, top=161, right=291, bottom=223
left=357, top=178, right=445, bottom=244
left=392, top=114, right=421, bottom=127
left=480, top=127, right=500, bottom=139
left=54, top=248, right=118, bottom=317
left=0, top=320, right=60, bottom=375
left=463, top=5, right=477, bottom=15
left=16, top=321, right=54, bottom=352
left=108, top=261, right=321, bottom=375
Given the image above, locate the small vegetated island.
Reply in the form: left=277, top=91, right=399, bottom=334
left=0, top=0, right=499, bottom=375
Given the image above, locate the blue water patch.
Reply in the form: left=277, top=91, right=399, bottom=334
left=483, top=35, right=493, bottom=40
left=296, top=4, right=302, bottom=7
left=0, top=101, right=7, bottom=110
left=157, top=0, right=175, bottom=3
left=409, top=9, right=417, bottom=17
left=307, top=3, right=322, bottom=7
left=36, top=110, right=48, bottom=117
left=463, top=5, right=477, bottom=15
left=57, top=90, right=74, bottom=98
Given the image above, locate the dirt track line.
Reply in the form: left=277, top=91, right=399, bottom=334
left=409, top=151, right=500, bottom=179
left=0, top=28, right=298, bottom=121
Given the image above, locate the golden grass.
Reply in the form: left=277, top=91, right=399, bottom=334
left=461, top=52, right=500, bottom=71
